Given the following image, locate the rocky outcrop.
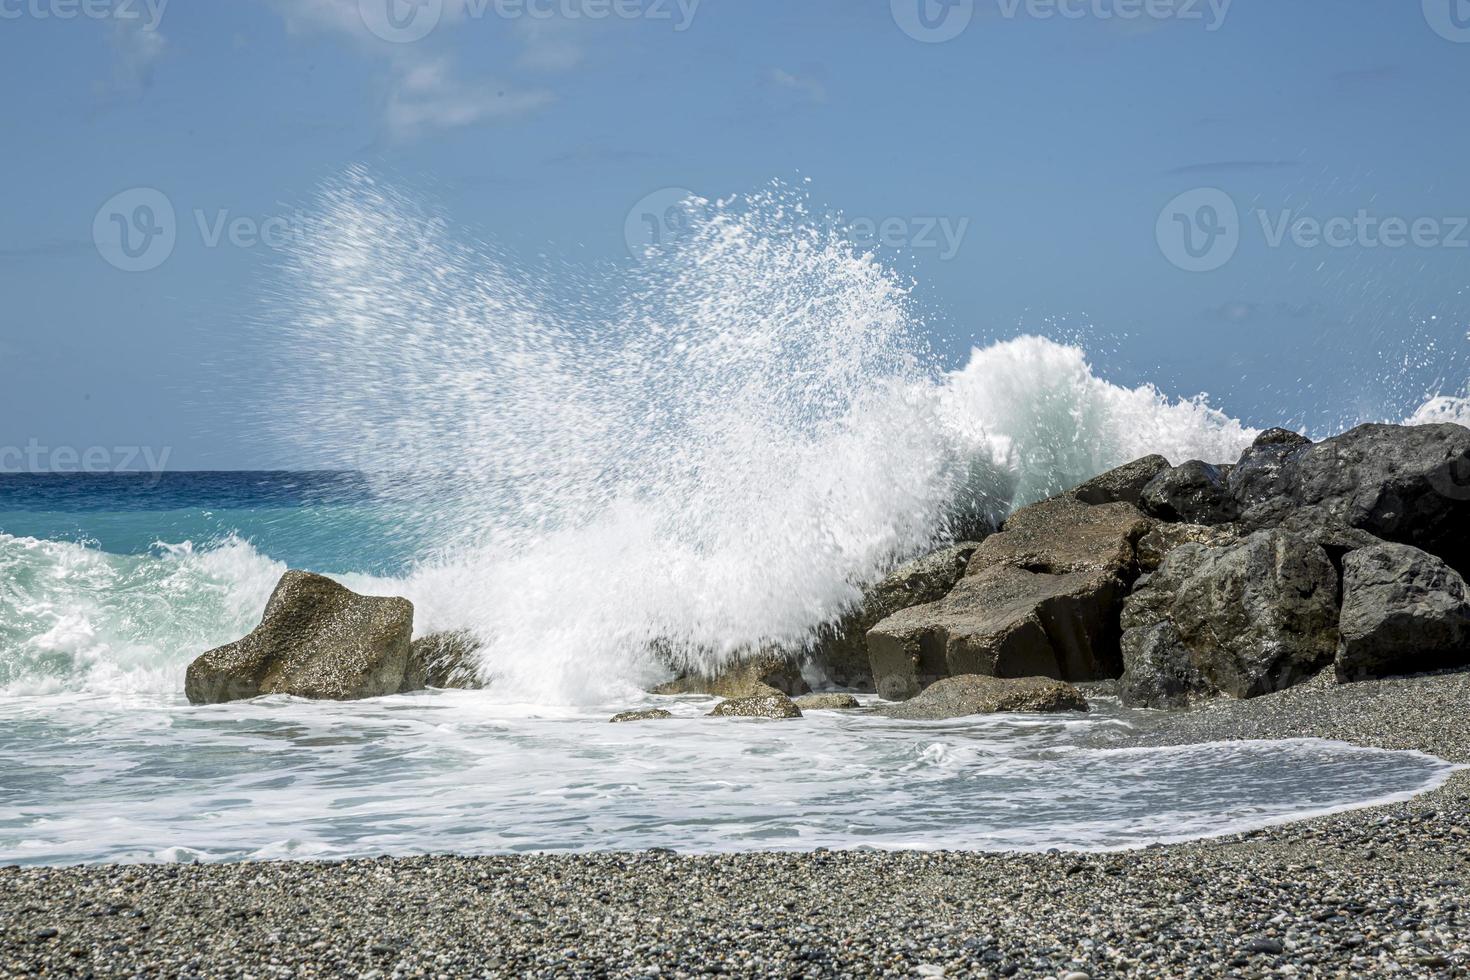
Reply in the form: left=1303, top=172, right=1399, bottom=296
left=966, top=497, right=1154, bottom=578
left=869, top=497, right=1151, bottom=700
left=610, top=709, right=674, bottom=723
left=1135, top=522, right=1238, bottom=573
left=1231, top=423, right=1470, bottom=573
left=1141, top=461, right=1239, bottom=525
left=793, top=693, right=860, bottom=710
left=654, top=649, right=810, bottom=699
left=809, top=542, right=982, bottom=690
left=873, top=675, right=1088, bottom=720
left=1119, top=531, right=1340, bottom=707
left=402, top=631, right=483, bottom=691
left=1335, top=543, right=1470, bottom=682
left=868, top=565, right=1125, bottom=701
left=1070, top=455, right=1172, bottom=508
left=185, top=571, right=414, bottom=705
left=707, top=694, right=803, bottom=719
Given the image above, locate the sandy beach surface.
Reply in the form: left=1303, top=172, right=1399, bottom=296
left=3, top=671, right=1467, bottom=979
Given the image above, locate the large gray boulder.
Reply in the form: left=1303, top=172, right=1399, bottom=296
left=654, top=648, right=811, bottom=699
left=873, top=674, right=1088, bottom=720
left=1231, top=423, right=1470, bottom=573
left=1119, top=530, right=1340, bottom=707
left=1141, top=460, right=1239, bottom=525
left=186, top=572, right=414, bottom=705
left=1070, top=455, right=1172, bottom=508
left=868, top=565, right=1124, bottom=701
left=1335, top=543, right=1470, bottom=682
left=809, top=542, right=982, bottom=690
left=1135, top=522, right=1239, bottom=573
left=965, top=496, right=1154, bottom=578
left=868, top=497, right=1152, bottom=701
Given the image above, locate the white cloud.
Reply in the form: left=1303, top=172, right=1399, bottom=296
left=770, top=67, right=826, bottom=105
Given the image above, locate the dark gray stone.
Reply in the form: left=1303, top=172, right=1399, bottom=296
left=654, top=649, right=811, bottom=699
left=1070, top=455, right=1173, bottom=508
left=1232, top=423, right=1470, bottom=574
left=1135, top=522, right=1239, bottom=573
left=1141, top=461, right=1239, bottom=525
left=185, top=571, right=414, bottom=705
left=1336, top=543, right=1470, bottom=682
left=873, top=674, right=1088, bottom=720
left=610, top=709, right=674, bottom=723
left=1253, top=427, right=1312, bottom=448
left=1118, top=621, right=1214, bottom=709
left=1118, top=530, right=1340, bottom=705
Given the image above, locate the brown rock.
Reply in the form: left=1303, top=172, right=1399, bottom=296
left=874, top=674, right=1088, bottom=720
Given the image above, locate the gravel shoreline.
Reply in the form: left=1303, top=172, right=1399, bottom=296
left=4, top=672, right=1468, bottom=979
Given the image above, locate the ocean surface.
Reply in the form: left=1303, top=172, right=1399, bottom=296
left=2, top=172, right=1463, bottom=865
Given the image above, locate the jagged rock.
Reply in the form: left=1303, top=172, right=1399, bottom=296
left=1253, top=427, right=1312, bottom=448
left=610, top=709, right=674, bottom=723
left=1118, top=531, right=1339, bottom=706
left=1136, top=522, right=1239, bottom=572
left=1141, top=461, right=1239, bottom=525
left=1335, top=543, right=1470, bottom=682
left=185, top=571, right=414, bottom=705
left=653, top=649, right=810, bottom=699
left=810, top=542, right=983, bottom=691
left=1232, top=423, right=1470, bottom=573
left=868, top=565, right=1124, bottom=701
left=793, top=693, right=860, bottom=710
left=401, top=630, right=483, bottom=691
left=873, top=675, right=1088, bottom=720
left=707, top=694, right=803, bottom=719
left=1070, top=455, right=1173, bottom=508
left=1118, top=621, right=1215, bottom=709
left=966, top=496, right=1154, bottom=578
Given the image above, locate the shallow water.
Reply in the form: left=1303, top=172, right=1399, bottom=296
left=0, top=691, right=1452, bottom=866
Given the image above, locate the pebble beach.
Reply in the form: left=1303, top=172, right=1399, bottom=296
left=4, top=670, right=1467, bottom=979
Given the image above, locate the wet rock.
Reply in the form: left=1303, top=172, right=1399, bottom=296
left=1336, top=543, right=1470, bottom=682
left=1070, top=455, right=1172, bottom=508
left=1118, top=531, right=1340, bottom=706
left=610, top=709, right=674, bottom=723
left=402, top=631, right=483, bottom=691
left=793, top=693, right=860, bottom=711
left=1118, top=621, right=1214, bottom=709
left=966, top=496, right=1155, bottom=578
left=707, top=694, right=802, bottom=719
left=809, top=542, right=983, bottom=691
left=873, top=674, right=1088, bottom=720
left=185, top=571, right=414, bottom=705
left=654, top=649, right=810, bottom=699
left=1135, top=522, right=1239, bottom=573
left=1253, top=427, right=1312, bottom=448
left=1141, top=461, right=1239, bottom=525
left=1232, top=423, right=1470, bottom=573
left=868, top=565, right=1124, bottom=701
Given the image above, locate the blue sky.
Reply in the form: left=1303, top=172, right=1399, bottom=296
left=1, top=0, right=1467, bottom=469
